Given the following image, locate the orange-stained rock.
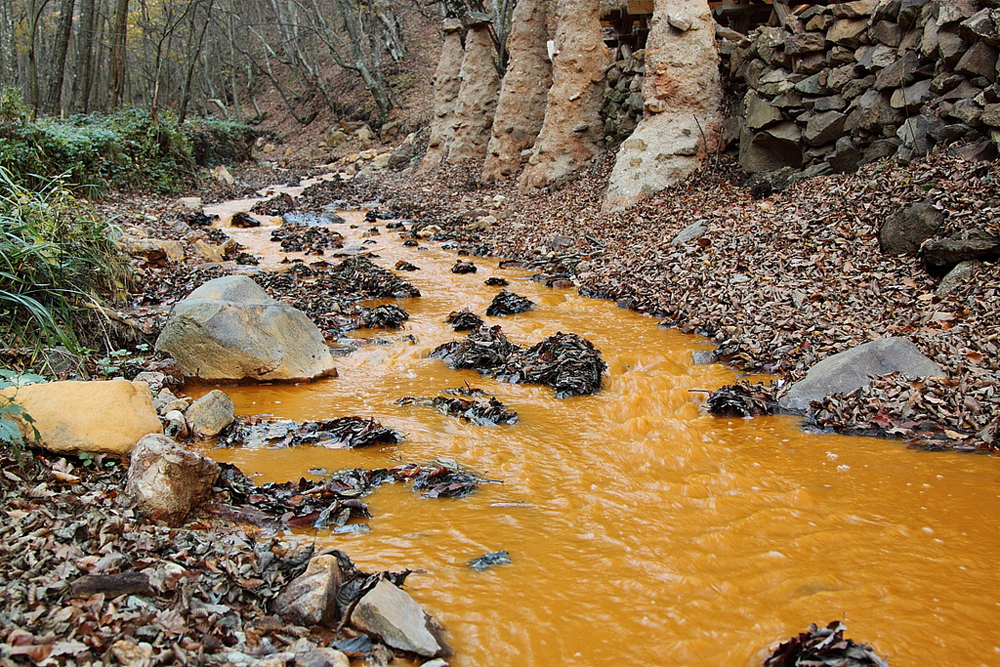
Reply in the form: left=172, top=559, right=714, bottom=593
left=1, top=379, right=162, bottom=454
left=603, top=0, right=723, bottom=210
left=420, top=20, right=466, bottom=172
left=518, top=0, right=609, bottom=191
left=482, top=0, right=551, bottom=182
left=448, top=23, right=501, bottom=160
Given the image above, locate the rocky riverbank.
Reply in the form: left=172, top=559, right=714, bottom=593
left=371, top=152, right=999, bottom=453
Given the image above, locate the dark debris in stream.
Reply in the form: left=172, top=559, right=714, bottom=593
left=218, top=416, right=404, bottom=450
left=269, top=223, right=345, bottom=254
left=357, top=304, right=409, bottom=329
left=485, top=290, right=534, bottom=317
left=765, top=622, right=889, bottom=667
left=431, top=325, right=607, bottom=397
left=705, top=382, right=778, bottom=418
left=397, top=387, right=518, bottom=426
left=446, top=309, right=485, bottom=332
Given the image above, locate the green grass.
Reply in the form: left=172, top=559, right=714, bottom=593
left=0, top=165, right=129, bottom=354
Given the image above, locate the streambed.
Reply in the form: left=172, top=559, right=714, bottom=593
left=191, top=192, right=1000, bottom=667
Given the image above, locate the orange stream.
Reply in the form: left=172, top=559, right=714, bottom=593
left=196, top=194, right=1000, bottom=667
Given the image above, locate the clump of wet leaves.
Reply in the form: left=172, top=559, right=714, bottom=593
left=484, top=276, right=509, bottom=287
left=357, top=304, right=409, bottom=329
left=486, top=290, right=534, bottom=317
left=390, top=460, right=499, bottom=498
left=431, top=324, right=520, bottom=371
left=432, top=326, right=607, bottom=397
left=451, top=260, right=477, bottom=274
left=397, top=385, right=518, bottom=426
left=270, top=223, right=345, bottom=254
left=394, top=260, right=420, bottom=271
left=764, top=621, right=889, bottom=667
left=446, top=309, right=484, bottom=331
left=218, top=415, right=405, bottom=449
left=211, top=464, right=375, bottom=531
left=705, top=381, right=778, bottom=417
left=498, top=332, right=607, bottom=398
left=334, top=256, right=421, bottom=299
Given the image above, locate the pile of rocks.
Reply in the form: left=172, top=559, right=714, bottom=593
left=601, top=46, right=645, bottom=146
left=729, top=0, right=1000, bottom=177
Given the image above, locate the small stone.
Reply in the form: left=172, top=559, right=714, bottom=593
left=185, top=390, right=235, bottom=438
left=350, top=580, right=451, bottom=658
left=936, top=260, right=978, bottom=295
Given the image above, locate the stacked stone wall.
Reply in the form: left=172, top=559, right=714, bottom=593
left=601, top=46, right=646, bottom=146
left=724, top=0, right=1000, bottom=177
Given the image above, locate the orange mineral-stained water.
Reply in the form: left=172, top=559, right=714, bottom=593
left=197, top=196, right=1000, bottom=667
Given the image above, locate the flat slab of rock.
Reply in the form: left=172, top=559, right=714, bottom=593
left=350, top=579, right=451, bottom=658
left=0, top=379, right=162, bottom=454
left=778, top=338, right=943, bottom=413
left=155, top=275, right=336, bottom=382
left=125, top=433, right=221, bottom=526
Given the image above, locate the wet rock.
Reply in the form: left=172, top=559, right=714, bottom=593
left=431, top=325, right=519, bottom=370
left=155, top=275, right=337, bottom=382
left=497, top=332, right=606, bottom=397
left=467, top=551, right=511, bottom=571
left=185, top=389, right=236, bottom=438
left=220, top=416, right=404, bottom=450
left=391, top=459, right=498, bottom=497
left=126, top=433, right=221, bottom=526
left=282, top=211, right=347, bottom=226
left=272, top=555, right=343, bottom=626
left=446, top=309, right=485, bottom=331
left=350, top=579, right=451, bottom=658
left=936, top=260, right=978, bottom=294
left=451, top=260, right=478, bottom=274
left=334, top=256, right=421, bottom=299
left=394, top=260, right=420, bottom=271
left=486, top=290, right=535, bottom=316
left=484, top=276, right=509, bottom=286
left=921, top=227, right=1000, bottom=272
left=230, top=212, right=261, bottom=228
left=878, top=197, right=946, bottom=254
left=252, top=193, right=296, bottom=216
left=778, top=338, right=943, bottom=413
left=0, top=379, right=162, bottom=455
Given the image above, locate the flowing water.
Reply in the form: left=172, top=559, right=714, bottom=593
left=194, top=190, right=1000, bottom=667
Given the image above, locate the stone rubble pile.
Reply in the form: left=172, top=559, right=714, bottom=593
left=728, top=0, right=1000, bottom=177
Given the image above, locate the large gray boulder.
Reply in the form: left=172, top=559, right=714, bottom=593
left=155, top=275, right=336, bottom=382
left=350, top=579, right=451, bottom=658
left=778, top=338, right=943, bottom=413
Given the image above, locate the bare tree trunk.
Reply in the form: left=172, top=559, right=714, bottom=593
left=108, top=0, right=130, bottom=109
left=72, top=0, right=98, bottom=112
left=27, top=0, right=52, bottom=119
left=180, top=0, right=215, bottom=122
left=45, top=0, right=77, bottom=115
left=226, top=0, right=243, bottom=122
left=0, top=0, right=18, bottom=87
